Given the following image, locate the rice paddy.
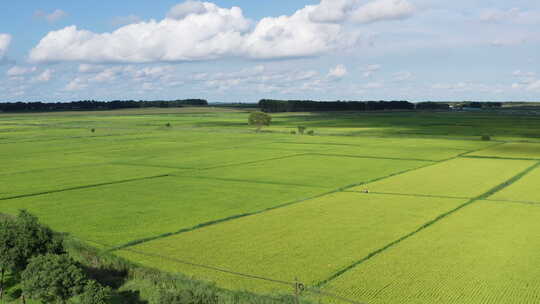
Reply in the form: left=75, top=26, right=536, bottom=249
left=1, top=107, right=540, bottom=303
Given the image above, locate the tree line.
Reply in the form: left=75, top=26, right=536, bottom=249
left=258, top=99, right=415, bottom=112
left=258, top=99, right=504, bottom=113
left=0, top=99, right=208, bottom=112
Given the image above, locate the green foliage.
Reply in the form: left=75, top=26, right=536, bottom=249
left=481, top=135, right=491, bottom=141
left=290, top=130, right=296, bottom=135
left=10, top=210, right=64, bottom=273
left=153, top=288, right=218, bottom=304
left=21, top=254, right=86, bottom=304
left=0, top=218, right=17, bottom=299
left=90, top=128, right=95, bottom=133
left=297, top=126, right=306, bottom=135
left=307, top=130, right=315, bottom=136
left=74, top=280, right=112, bottom=304
left=165, top=123, right=171, bottom=128
left=248, top=112, right=272, bottom=132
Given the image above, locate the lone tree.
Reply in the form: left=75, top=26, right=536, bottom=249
left=21, top=254, right=87, bottom=304
left=248, top=111, right=272, bottom=132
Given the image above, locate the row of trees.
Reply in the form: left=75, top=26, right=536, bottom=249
left=0, top=99, right=208, bottom=112
left=0, top=211, right=110, bottom=304
left=258, top=99, right=415, bottom=113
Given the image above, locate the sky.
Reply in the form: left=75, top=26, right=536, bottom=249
left=0, top=0, right=539, bottom=103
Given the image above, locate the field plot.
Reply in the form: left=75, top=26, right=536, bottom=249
left=466, top=142, right=540, bottom=159
left=352, top=157, right=535, bottom=198
left=323, top=201, right=540, bottom=304
left=0, top=176, right=327, bottom=246
left=117, top=192, right=467, bottom=293
left=195, top=154, right=428, bottom=188
left=0, top=164, right=176, bottom=199
left=489, top=164, right=540, bottom=203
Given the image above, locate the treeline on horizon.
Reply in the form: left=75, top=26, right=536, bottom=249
left=258, top=99, right=503, bottom=112
left=0, top=99, right=208, bottom=112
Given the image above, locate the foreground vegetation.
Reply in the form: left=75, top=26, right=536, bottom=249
left=1, top=107, right=540, bottom=303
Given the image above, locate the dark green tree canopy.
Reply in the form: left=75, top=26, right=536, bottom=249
left=21, top=254, right=87, bottom=304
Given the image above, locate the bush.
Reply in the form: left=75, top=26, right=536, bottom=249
left=297, top=126, right=306, bottom=135
left=165, top=123, right=171, bottom=128
left=91, top=129, right=95, bottom=133
left=307, top=130, right=315, bottom=136
left=290, top=131, right=296, bottom=135
left=481, top=135, right=491, bottom=141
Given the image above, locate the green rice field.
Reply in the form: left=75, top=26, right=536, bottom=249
left=1, top=107, right=540, bottom=303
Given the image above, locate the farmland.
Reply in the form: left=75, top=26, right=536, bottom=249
left=1, top=108, right=540, bottom=303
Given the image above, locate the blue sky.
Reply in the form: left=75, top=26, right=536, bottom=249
left=1, top=0, right=539, bottom=102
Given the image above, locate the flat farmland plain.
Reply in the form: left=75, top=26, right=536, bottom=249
left=1, top=108, right=540, bottom=303
left=322, top=201, right=540, bottom=304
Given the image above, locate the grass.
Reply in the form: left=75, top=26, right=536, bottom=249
left=322, top=201, right=540, bottom=304
left=196, top=154, right=427, bottom=188
left=466, top=142, right=540, bottom=159
left=488, top=165, right=540, bottom=203
left=0, top=176, right=329, bottom=247
left=116, top=192, right=466, bottom=294
left=2, top=107, right=540, bottom=303
left=352, top=157, right=536, bottom=198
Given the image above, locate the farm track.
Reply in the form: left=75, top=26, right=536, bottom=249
left=314, top=160, right=540, bottom=288
left=343, top=191, right=470, bottom=200
left=0, top=174, right=171, bottom=202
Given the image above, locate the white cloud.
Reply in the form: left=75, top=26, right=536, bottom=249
left=167, top=0, right=209, bottom=19
left=111, top=15, right=142, bottom=27
left=328, top=64, right=348, bottom=78
left=78, top=64, right=105, bottom=73
left=35, top=9, right=67, bottom=23
left=7, top=66, right=37, bottom=77
left=30, top=2, right=250, bottom=63
left=34, top=69, right=54, bottom=82
left=351, top=0, right=415, bottom=24
left=309, top=0, right=355, bottom=23
left=309, top=0, right=415, bottom=24
left=31, top=1, right=414, bottom=63
left=0, top=33, right=11, bottom=58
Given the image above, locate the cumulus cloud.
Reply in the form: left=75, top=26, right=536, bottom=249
left=0, top=33, right=11, bottom=58
left=351, top=0, right=415, bottom=24
left=328, top=64, right=348, bottom=78
left=167, top=0, right=208, bottom=19
left=35, top=9, right=68, bottom=23
left=111, top=15, right=142, bottom=27
left=29, top=0, right=413, bottom=64
left=309, top=0, right=415, bottom=24
left=30, top=2, right=250, bottom=63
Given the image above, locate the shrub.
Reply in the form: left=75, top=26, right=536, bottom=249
left=165, top=123, right=171, bottom=128
left=290, top=131, right=296, bottom=135
left=91, top=129, right=95, bottom=133
left=307, top=130, right=315, bottom=136
left=481, top=135, right=491, bottom=141
left=297, top=126, right=306, bottom=135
